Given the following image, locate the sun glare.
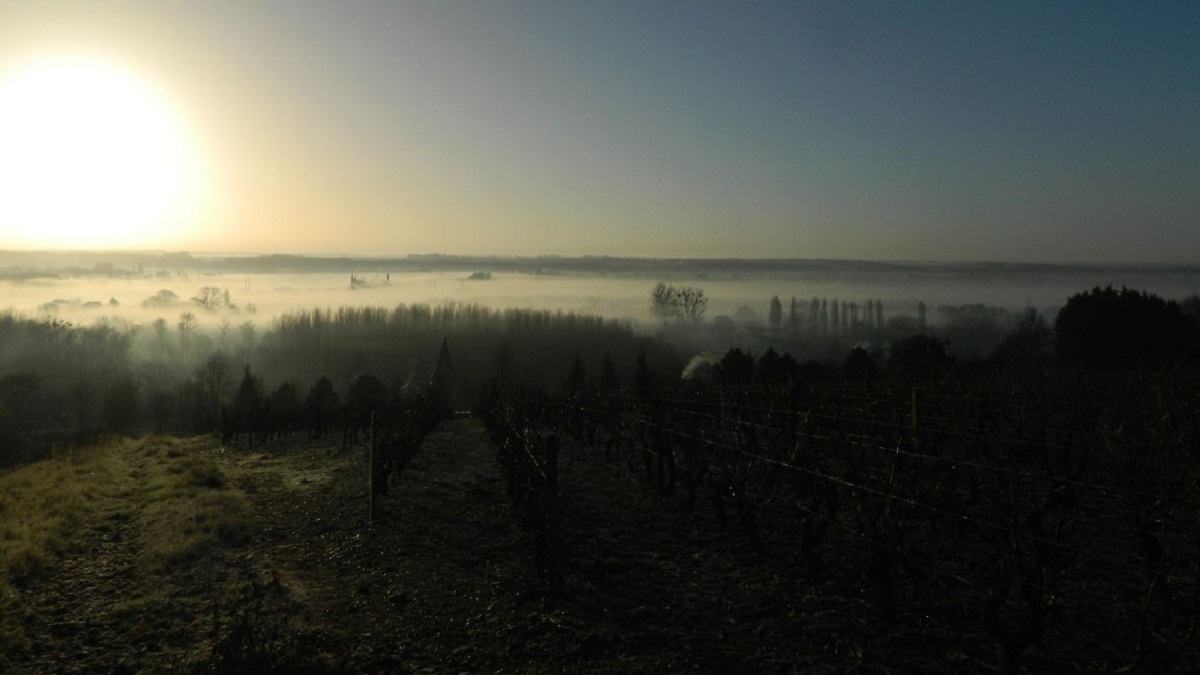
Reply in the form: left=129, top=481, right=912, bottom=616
left=0, top=55, right=204, bottom=249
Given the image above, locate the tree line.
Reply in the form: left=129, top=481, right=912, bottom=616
left=0, top=303, right=684, bottom=467
left=657, top=283, right=1200, bottom=388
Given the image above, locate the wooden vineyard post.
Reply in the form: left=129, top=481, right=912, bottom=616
left=369, top=411, right=377, bottom=524
left=543, top=433, right=565, bottom=599
left=910, top=387, right=919, bottom=453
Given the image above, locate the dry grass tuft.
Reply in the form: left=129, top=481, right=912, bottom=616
left=141, top=490, right=250, bottom=572
left=0, top=434, right=251, bottom=666
left=0, top=442, right=119, bottom=582
left=178, top=457, right=228, bottom=489
left=0, top=438, right=127, bottom=663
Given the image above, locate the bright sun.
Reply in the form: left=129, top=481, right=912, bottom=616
left=0, top=55, right=203, bottom=249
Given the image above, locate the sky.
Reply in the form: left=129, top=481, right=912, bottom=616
left=0, top=1, right=1198, bottom=263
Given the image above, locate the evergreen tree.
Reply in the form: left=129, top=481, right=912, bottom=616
left=564, top=354, right=588, bottom=394
left=843, top=346, right=878, bottom=382
left=716, top=348, right=755, bottom=385
left=1055, top=286, right=1199, bottom=369
left=599, top=353, right=620, bottom=390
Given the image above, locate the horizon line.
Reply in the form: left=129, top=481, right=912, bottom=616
left=3, top=248, right=1200, bottom=269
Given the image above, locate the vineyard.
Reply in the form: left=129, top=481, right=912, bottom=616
left=483, top=371, right=1200, bottom=673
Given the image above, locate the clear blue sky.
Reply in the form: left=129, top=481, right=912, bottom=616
left=1, top=1, right=1198, bottom=262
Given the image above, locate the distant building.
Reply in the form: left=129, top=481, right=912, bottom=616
left=350, top=273, right=390, bottom=288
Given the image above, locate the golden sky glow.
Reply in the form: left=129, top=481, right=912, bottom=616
left=1, top=2, right=1198, bottom=262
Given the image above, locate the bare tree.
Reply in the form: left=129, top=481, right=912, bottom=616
left=650, top=282, right=707, bottom=321
left=101, top=378, right=139, bottom=435
left=152, top=317, right=170, bottom=362
left=239, top=320, right=257, bottom=350
left=650, top=282, right=676, bottom=319
left=677, top=286, right=708, bottom=321
left=196, top=351, right=232, bottom=430
left=190, top=288, right=230, bottom=312
left=192, top=286, right=227, bottom=310
left=178, top=311, right=197, bottom=357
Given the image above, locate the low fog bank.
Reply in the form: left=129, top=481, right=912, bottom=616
left=3, top=251, right=1198, bottom=381
left=3, top=251, right=1199, bottom=333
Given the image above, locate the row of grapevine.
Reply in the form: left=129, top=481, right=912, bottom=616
left=490, top=372, right=1200, bottom=673
left=368, top=394, right=443, bottom=521
left=482, top=394, right=566, bottom=600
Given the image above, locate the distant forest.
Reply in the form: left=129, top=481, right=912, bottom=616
left=0, top=303, right=679, bottom=466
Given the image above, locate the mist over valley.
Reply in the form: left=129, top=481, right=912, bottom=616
left=6, top=250, right=1198, bottom=331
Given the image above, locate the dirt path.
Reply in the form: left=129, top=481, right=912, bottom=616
left=230, top=417, right=545, bottom=673
left=9, top=436, right=238, bottom=674
left=207, top=417, right=867, bottom=674
left=220, top=417, right=852, bottom=674
left=7, top=422, right=542, bottom=674
left=13, top=506, right=163, bottom=674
